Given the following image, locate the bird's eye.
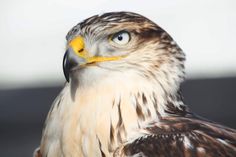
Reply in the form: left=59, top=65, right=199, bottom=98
left=111, top=31, right=130, bottom=45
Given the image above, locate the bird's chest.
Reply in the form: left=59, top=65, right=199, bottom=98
left=42, top=80, right=154, bottom=157
left=45, top=99, right=110, bottom=157
left=64, top=101, right=110, bottom=157
left=42, top=91, right=121, bottom=156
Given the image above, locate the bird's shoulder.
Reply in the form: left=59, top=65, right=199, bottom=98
left=122, top=116, right=236, bottom=157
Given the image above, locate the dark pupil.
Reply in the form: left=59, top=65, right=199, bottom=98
left=117, top=35, right=123, bottom=41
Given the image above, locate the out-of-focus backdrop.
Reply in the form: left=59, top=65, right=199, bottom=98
left=0, top=0, right=236, bottom=157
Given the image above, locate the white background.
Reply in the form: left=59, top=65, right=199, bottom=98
left=0, top=0, right=236, bottom=89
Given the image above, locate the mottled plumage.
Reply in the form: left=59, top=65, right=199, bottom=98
left=35, top=12, right=236, bottom=157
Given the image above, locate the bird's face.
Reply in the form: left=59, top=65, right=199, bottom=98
left=63, top=29, right=133, bottom=82
left=63, top=12, right=185, bottom=90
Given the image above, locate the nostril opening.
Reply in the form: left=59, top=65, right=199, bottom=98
left=79, top=49, right=83, bottom=52
left=88, top=61, right=96, bottom=65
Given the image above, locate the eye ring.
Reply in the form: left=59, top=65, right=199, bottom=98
left=111, top=31, right=131, bottom=45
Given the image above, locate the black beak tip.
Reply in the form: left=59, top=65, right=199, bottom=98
left=63, top=51, right=70, bottom=82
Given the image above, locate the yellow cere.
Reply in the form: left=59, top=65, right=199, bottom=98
left=69, top=36, right=84, bottom=54
left=69, top=36, right=125, bottom=64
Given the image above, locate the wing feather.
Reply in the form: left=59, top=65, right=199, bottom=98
left=123, top=117, right=236, bottom=157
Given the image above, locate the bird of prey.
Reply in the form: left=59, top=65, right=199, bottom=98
left=34, top=12, right=236, bottom=157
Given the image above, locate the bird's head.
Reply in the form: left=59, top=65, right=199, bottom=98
left=63, top=12, right=185, bottom=94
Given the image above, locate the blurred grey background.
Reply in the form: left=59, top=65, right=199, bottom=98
left=0, top=0, right=236, bottom=157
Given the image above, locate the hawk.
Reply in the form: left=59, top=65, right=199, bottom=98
left=34, top=12, right=236, bottom=157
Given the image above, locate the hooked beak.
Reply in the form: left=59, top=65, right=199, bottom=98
left=63, top=50, right=70, bottom=82
left=63, top=36, right=89, bottom=82
left=63, top=48, right=87, bottom=82
left=63, top=36, right=125, bottom=82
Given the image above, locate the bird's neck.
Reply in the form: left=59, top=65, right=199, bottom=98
left=67, top=72, right=187, bottom=155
